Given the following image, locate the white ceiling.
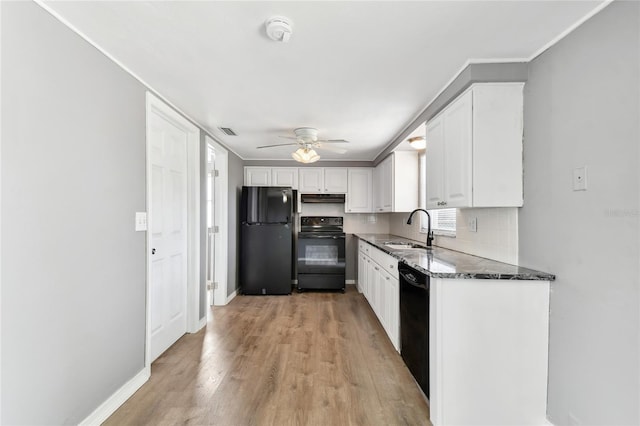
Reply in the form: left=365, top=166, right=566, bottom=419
left=41, top=0, right=606, bottom=161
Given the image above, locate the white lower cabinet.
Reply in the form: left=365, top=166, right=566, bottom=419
left=358, top=239, right=400, bottom=352
left=429, top=277, right=550, bottom=426
left=357, top=252, right=366, bottom=294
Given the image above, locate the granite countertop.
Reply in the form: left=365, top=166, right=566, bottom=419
left=355, top=234, right=555, bottom=281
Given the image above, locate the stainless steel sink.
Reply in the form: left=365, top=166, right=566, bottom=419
left=385, top=243, right=416, bottom=249
left=383, top=241, right=428, bottom=250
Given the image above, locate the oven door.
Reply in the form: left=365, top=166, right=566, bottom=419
left=297, top=233, right=346, bottom=275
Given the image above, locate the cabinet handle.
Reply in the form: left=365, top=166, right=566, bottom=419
left=390, top=264, right=394, bottom=269
left=374, top=266, right=379, bottom=271
left=386, top=277, right=390, bottom=281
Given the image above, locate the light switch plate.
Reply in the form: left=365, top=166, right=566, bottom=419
left=135, top=212, right=148, bottom=231
left=573, top=166, right=587, bottom=191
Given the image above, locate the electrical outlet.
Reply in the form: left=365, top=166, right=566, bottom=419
left=573, top=166, right=587, bottom=191
left=468, top=217, right=477, bottom=232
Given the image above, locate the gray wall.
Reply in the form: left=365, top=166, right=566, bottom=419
left=520, top=2, right=639, bottom=425
left=1, top=2, right=147, bottom=424
left=227, top=153, right=244, bottom=296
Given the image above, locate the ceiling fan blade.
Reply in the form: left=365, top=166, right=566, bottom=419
left=256, top=143, right=299, bottom=149
left=316, top=144, right=347, bottom=154
left=316, top=139, right=350, bottom=144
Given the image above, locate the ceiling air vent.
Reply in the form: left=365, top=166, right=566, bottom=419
left=218, top=127, right=237, bottom=136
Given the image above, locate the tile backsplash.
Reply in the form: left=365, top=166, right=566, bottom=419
left=389, top=208, right=519, bottom=264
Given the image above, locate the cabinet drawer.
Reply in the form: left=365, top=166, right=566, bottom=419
left=359, top=239, right=371, bottom=256
left=370, top=246, right=398, bottom=279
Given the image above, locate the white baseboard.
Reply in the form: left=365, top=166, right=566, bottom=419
left=79, top=367, right=150, bottom=426
left=225, top=289, right=237, bottom=304
left=346, top=280, right=356, bottom=285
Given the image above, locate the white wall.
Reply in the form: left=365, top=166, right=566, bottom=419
left=520, top=2, right=639, bottom=424
left=389, top=207, right=519, bottom=264
left=1, top=3, right=148, bottom=424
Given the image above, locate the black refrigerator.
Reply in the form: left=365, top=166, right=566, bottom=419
left=239, top=186, right=293, bottom=295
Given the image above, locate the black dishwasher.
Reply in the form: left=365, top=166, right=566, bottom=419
left=399, top=262, right=430, bottom=398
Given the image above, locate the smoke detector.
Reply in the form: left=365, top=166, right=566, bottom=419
left=265, top=16, right=292, bottom=43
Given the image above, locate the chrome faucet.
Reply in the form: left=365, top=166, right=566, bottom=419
left=406, top=208, right=434, bottom=247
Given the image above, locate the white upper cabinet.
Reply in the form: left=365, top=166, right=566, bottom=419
left=244, top=167, right=271, bottom=186
left=374, top=152, right=419, bottom=213
left=299, top=167, right=348, bottom=193
left=346, top=168, right=373, bottom=213
left=298, top=168, right=324, bottom=193
left=425, top=83, right=524, bottom=209
left=443, top=90, right=473, bottom=208
left=244, top=167, right=298, bottom=189
left=272, top=167, right=298, bottom=189
left=425, top=118, right=445, bottom=207
left=324, top=168, right=348, bottom=193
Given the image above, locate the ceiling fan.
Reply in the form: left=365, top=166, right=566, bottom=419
left=257, top=127, right=349, bottom=163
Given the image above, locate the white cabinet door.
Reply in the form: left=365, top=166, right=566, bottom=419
left=358, top=252, right=367, bottom=294
left=373, top=263, right=382, bottom=317
left=392, top=151, right=420, bottom=213
left=380, top=156, right=393, bottom=211
left=298, top=168, right=324, bottom=193
left=244, top=167, right=271, bottom=186
left=324, top=168, right=348, bottom=193
left=443, top=90, right=473, bottom=208
left=272, top=167, right=298, bottom=189
left=388, top=275, right=400, bottom=352
left=373, top=156, right=392, bottom=212
left=366, top=258, right=376, bottom=306
left=346, top=168, right=373, bottom=213
left=380, top=269, right=391, bottom=335
left=425, top=117, right=445, bottom=209
left=373, top=164, right=383, bottom=212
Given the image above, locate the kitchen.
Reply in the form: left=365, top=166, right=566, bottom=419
left=2, top=1, right=638, bottom=426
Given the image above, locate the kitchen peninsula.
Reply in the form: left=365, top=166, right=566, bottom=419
left=356, top=233, right=555, bottom=426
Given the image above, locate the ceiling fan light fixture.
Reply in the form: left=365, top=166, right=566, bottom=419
left=292, top=147, right=320, bottom=164
left=408, top=136, right=426, bottom=150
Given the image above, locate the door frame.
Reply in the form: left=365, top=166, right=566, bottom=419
left=145, top=92, right=201, bottom=370
left=206, top=136, right=229, bottom=306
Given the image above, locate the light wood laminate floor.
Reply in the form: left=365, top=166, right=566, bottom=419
left=105, top=286, right=431, bottom=425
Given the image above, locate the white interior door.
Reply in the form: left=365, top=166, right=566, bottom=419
left=206, top=147, right=215, bottom=306
left=207, top=136, right=229, bottom=306
left=149, top=110, right=188, bottom=362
